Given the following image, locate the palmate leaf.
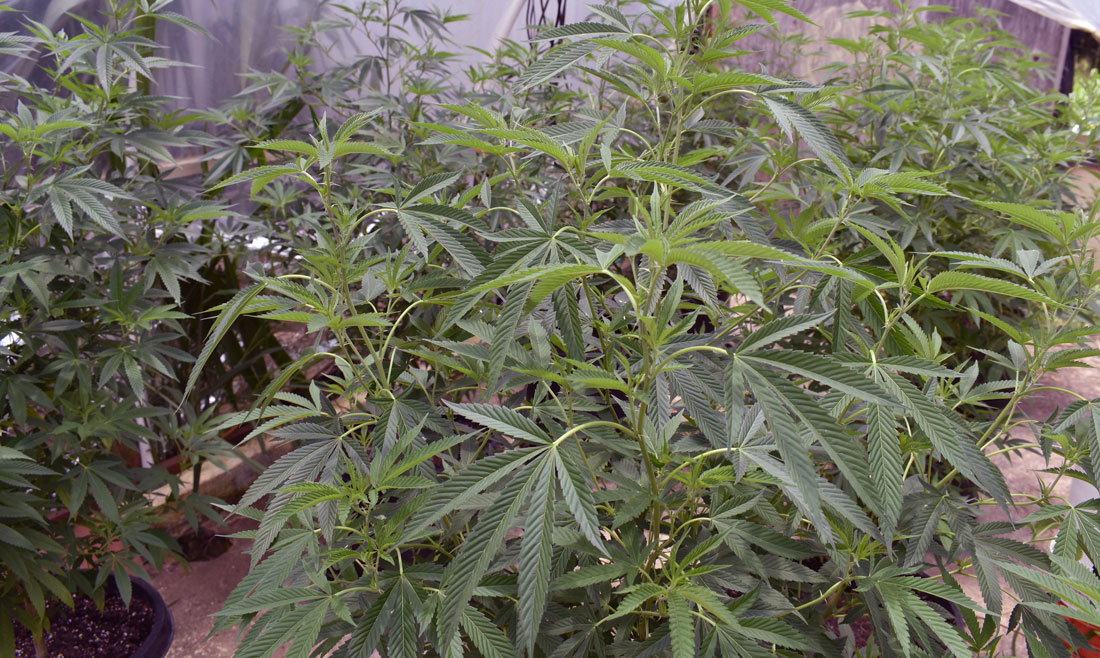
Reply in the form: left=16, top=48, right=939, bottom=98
left=729, top=616, right=814, bottom=651
left=899, top=589, right=971, bottom=658
left=402, top=172, right=460, bottom=205
left=591, top=37, right=666, bottom=75
left=681, top=264, right=719, bottom=309
left=479, top=127, right=573, bottom=168
left=234, top=604, right=317, bottom=658
left=999, top=557, right=1100, bottom=628
left=871, top=355, right=958, bottom=379
left=613, top=161, right=711, bottom=191
left=604, top=583, right=666, bottom=622
left=892, top=576, right=988, bottom=615
left=975, top=201, right=1067, bottom=240
left=668, top=366, right=727, bottom=448
left=440, top=103, right=506, bottom=129
left=588, top=4, right=630, bottom=30
left=708, top=624, right=784, bottom=658
left=282, top=601, right=328, bottom=658
left=666, top=241, right=810, bottom=303
left=529, top=267, right=606, bottom=311
left=0, top=31, right=37, bottom=57
left=878, top=371, right=1009, bottom=503
left=416, top=214, right=490, bottom=277
left=331, top=141, right=396, bottom=160
left=552, top=284, right=586, bottom=360
left=972, top=542, right=1003, bottom=617
left=550, top=563, right=628, bottom=591
left=488, top=283, right=531, bottom=395
left=858, top=170, right=950, bottom=197
left=671, top=248, right=763, bottom=305
left=253, top=484, right=343, bottom=561
left=761, top=95, right=849, bottom=177
left=402, top=447, right=542, bottom=542
left=253, top=138, right=317, bottom=156
left=44, top=177, right=134, bottom=237
left=739, top=364, right=822, bottom=533
left=215, top=587, right=323, bottom=617
left=209, top=164, right=305, bottom=191
left=444, top=243, right=544, bottom=327
left=379, top=433, right=469, bottom=486
left=437, top=464, right=540, bottom=651
left=388, top=578, right=423, bottom=658
left=681, top=240, right=803, bottom=262
left=878, top=584, right=912, bottom=658
left=405, top=204, right=483, bottom=232
left=754, top=369, right=880, bottom=527
left=690, top=71, right=786, bottom=93
left=251, top=478, right=351, bottom=566
left=468, top=264, right=604, bottom=297
left=735, top=0, right=813, bottom=24
left=735, top=313, right=830, bottom=353
left=344, top=586, right=393, bottom=658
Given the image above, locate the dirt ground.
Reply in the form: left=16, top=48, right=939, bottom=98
left=156, top=514, right=286, bottom=658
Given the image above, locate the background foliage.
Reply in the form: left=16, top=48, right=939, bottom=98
left=0, top=0, right=278, bottom=653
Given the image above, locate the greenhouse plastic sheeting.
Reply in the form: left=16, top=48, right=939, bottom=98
left=0, top=0, right=593, bottom=110
left=1007, top=0, right=1100, bottom=38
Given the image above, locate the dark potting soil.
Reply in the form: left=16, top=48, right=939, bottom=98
left=178, top=525, right=233, bottom=561
left=13, top=586, right=155, bottom=658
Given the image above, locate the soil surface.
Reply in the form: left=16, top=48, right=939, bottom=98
left=177, top=524, right=234, bottom=562
left=14, top=586, right=155, bottom=658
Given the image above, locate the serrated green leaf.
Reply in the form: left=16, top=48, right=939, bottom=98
left=215, top=587, right=323, bottom=616
left=445, top=402, right=550, bottom=444
left=762, top=95, right=848, bottom=177
left=516, top=40, right=600, bottom=89
left=667, top=591, right=695, bottom=658
left=741, top=349, right=894, bottom=404
left=867, top=403, right=903, bottom=539
left=975, top=201, right=1066, bottom=239
left=530, top=21, right=627, bottom=42
left=926, top=271, right=1053, bottom=305
left=550, top=563, right=628, bottom=591
left=438, top=465, right=538, bottom=650
left=461, top=606, right=516, bottom=658
left=554, top=442, right=605, bottom=554
left=518, top=460, right=554, bottom=655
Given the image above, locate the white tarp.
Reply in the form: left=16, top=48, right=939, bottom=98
left=1007, top=0, right=1100, bottom=38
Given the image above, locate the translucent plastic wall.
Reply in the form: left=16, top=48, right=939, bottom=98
left=0, top=0, right=1078, bottom=107
left=1, top=0, right=598, bottom=110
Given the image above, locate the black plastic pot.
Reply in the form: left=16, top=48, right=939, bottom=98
left=126, top=576, right=175, bottom=658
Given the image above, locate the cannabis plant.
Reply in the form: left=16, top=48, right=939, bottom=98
left=816, top=4, right=1100, bottom=369
left=199, top=1, right=1100, bottom=657
left=0, top=1, right=269, bottom=653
